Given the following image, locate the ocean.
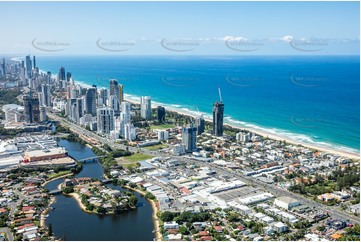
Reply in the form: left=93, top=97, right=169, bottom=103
left=32, top=55, right=359, bottom=154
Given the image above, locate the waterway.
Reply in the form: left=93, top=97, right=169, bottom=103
left=44, top=140, right=155, bottom=241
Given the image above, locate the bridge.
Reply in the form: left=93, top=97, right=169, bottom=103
left=49, top=189, right=62, bottom=195
left=72, top=155, right=106, bottom=163
left=101, top=179, right=113, bottom=184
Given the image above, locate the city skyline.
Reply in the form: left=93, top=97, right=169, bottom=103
left=0, top=1, right=359, bottom=55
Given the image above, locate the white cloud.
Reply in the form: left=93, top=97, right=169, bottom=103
left=214, top=36, right=248, bottom=41
left=281, top=35, right=293, bottom=42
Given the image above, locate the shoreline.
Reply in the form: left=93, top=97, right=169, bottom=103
left=40, top=196, right=56, bottom=228
left=125, top=96, right=359, bottom=160
left=36, top=65, right=359, bottom=159
left=124, top=185, right=162, bottom=241
left=67, top=192, right=94, bottom=214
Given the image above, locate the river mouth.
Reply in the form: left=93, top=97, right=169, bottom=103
left=44, top=140, right=154, bottom=241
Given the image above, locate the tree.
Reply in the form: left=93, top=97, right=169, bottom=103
left=129, top=195, right=138, bottom=207
left=129, top=182, right=137, bottom=188
left=228, top=213, right=240, bottom=222
left=97, top=207, right=106, bottom=214
left=179, top=226, right=189, bottom=235
left=161, top=211, right=176, bottom=222
left=63, top=186, right=74, bottom=194
left=145, top=192, right=155, bottom=200
left=86, top=204, right=94, bottom=211
left=118, top=179, right=128, bottom=186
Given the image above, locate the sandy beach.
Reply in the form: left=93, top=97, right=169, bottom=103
left=124, top=185, right=162, bottom=241
left=125, top=96, right=359, bottom=160
left=68, top=192, right=93, bottom=213
left=40, top=196, right=56, bottom=228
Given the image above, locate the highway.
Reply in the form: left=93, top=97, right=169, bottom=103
left=48, top=112, right=360, bottom=225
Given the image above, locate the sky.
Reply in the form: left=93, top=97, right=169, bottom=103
left=0, top=1, right=359, bottom=55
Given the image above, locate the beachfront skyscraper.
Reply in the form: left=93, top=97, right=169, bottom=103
left=119, top=84, right=124, bottom=104
left=182, top=123, right=197, bottom=153
left=157, top=106, right=165, bottom=123
left=85, top=87, right=97, bottom=116
left=58, top=66, right=66, bottom=81
left=25, top=55, right=32, bottom=78
left=33, top=56, right=36, bottom=69
left=109, top=79, right=119, bottom=97
left=140, top=96, right=152, bottom=120
left=213, top=102, right=224, bottom=137
left=66, top=72, right=72, bottom=83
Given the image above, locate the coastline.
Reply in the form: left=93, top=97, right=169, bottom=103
left=37, top=67, right=359, bottom=159
left=124, top=96, right=359, bottom=160
left=124, top=185, right=162, bottom=241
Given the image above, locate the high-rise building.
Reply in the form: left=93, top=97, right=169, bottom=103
left=124, top=123, right=136, bottom=141
left=25, top=55, right=32, bottom=78
left=213, top=102, right=224, bottom=136
left=119, top=102, right=131, bottom=137
left=23, top=95, right=40, bottom=123
left=58, top=66, right=66, bottom=81
left=236, top=132, right=251, bottom=143
left=1, top=58, right=5, bottom=80
left=182, top=123, right=197, bottom=153
left=109, top=79, right=119, bottom=97
left=68, top=98, right=78, bottom=122
left=39, top=106, right=47, bottom=122
left=76, top=98, right=84, bottom=121
left=85, top=87, right=97, bottom=116
left=96, top=107, right=114, bottom=134
left=41, top=84, right=51, bottom=107
left=109, top=95, right=120, bottom=114
left=38, top=93, right=44, bottom=106
left=157, top=106, right=165, bottom=123
left=121, top=101, right=131, bottom=114
left=33, top=56, right=36, bottom=69
left=66, top=72, right=72, bottom=83
left=158, top=130, right=169, bottom=141
left=46, top=71, right=52, bottom=83
left=98, top=88, right=108, bottom=107
left=119, top=84, right=124, bottom=104
left=70, top=88, right=78, bottom=99
left=196, top=115, right=205, bottom=135
left=140, top=96, right=152, bottom=120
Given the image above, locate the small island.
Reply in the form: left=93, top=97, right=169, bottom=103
left=61, top=177, right=138, bottom=214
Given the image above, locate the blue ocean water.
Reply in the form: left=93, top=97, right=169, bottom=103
left=33, top=55, right=359, bottom=153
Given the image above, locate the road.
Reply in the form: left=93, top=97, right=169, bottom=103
left=48, top=112, right=360, bottom=225
left=182, top=157, right=360, bottom=225
left=2, top=183, right=25, bottom=241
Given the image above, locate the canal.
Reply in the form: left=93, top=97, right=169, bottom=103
left=44, top=140, right=155, bottom=241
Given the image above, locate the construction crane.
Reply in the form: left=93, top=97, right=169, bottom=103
left=195, top=106, right=204, bottom=118
left=218, top=87, right=223, bottom=103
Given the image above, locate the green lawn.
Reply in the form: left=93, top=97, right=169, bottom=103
left=145, top=144, right=167, bottom=151
left=47, top=170, right=72, bottom=179
left=150, top=124, right=175, bottom=130
left=124, top=153, right=155, bottom=162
